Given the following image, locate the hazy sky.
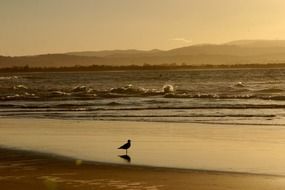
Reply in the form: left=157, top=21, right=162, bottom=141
left=1, top=0, right=285, bottom=56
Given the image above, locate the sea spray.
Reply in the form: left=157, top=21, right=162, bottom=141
left=162, top=84, right=174, bottom=93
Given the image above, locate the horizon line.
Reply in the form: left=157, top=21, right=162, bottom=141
left=1, top=39, right=285, bottom=57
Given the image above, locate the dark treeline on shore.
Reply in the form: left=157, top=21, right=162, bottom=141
left=1, top=63, right=285, bottom=72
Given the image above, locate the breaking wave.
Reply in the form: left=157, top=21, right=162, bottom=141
left=1, top=83, right=285, bottom=101
left=233, top=82, right=246, bottom=88
left=0, top=76, right=19, bottom=80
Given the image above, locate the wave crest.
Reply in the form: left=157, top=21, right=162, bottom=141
left=0, top=76, right=19, bottom=80
left=1, top=83, right=285, bottom=101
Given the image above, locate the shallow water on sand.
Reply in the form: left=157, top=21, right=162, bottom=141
left=1, top=118, right=285, bottom=176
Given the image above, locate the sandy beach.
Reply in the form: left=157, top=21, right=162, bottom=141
left=1, top=147, right=285, bottom=190
left=1, top=118, right=285, bottom=189
left=2, top=118, right=285, bottom=175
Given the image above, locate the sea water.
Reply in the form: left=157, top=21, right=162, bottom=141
left=1, top=68, right=285, bottom=125
left=1, top=68, right=285, bottom=175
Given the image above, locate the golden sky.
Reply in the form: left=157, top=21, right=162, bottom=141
left=1, top=0, right=285, bottom=56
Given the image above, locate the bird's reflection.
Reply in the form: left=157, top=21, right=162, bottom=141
left=118, top=154, right=131, bottom=163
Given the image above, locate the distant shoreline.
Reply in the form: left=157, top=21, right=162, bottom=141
left=1, top=63, right=285, bottom=72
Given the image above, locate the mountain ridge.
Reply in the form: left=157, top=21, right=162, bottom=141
left=2, top=40, right=285, bottom=68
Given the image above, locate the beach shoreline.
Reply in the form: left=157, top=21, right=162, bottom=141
left=1, top=118, right=285, bottom=189
left=1, top=118, right=285, bottom=175
left=1, top=147, right=285, bottom=190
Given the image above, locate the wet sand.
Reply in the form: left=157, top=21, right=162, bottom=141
left=1, top=118, right=285, bottom=189
left=1, top=118, right=285, bottom=175
left=1, top=147, right=285, bottom=190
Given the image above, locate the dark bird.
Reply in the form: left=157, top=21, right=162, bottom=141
left=118, top=139, right=131, bottom=154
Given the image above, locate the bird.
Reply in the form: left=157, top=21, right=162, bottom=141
left=118, top=139, right=131, bottom=154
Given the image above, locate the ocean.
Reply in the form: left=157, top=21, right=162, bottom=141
left=1, top=68, right=285, bottom=175
left=1, top=68, right=285, bottom=125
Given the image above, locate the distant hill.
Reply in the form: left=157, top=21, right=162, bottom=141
left=2, top=40, right=285, bottom=68
left=225, top=40, right=285, bottom=47
left=67, top=49, right=162, bottom=57
left=0, top=54, right=103, bottom=68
